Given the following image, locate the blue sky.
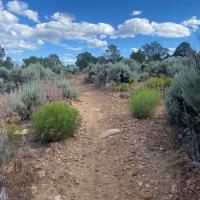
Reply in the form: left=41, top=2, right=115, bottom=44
left=0, top=0, right=200, bottom=64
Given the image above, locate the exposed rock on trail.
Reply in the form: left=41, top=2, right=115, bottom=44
left=4, top=75, right=177, bottom=199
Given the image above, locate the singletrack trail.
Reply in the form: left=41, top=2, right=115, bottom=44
left=5, top=75, right=177, bottom=200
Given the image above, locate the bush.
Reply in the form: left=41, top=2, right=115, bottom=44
left=0, top=81, right=15, bottom=93
left=31, top=102, right=81, bottom=142
left=118, top=83, right=130, bottom=92
left=22, top=63, right=54, bottom=81
left=8, top=81, right=45, bottom=120
left=145, top=57, right=189, bottom=77
left=146, top=76, right=173, bottom=89
left=166, top=62, right=200, bottom=130
left=55, top=76, right=78, bottom=99
left=129, top=88, right=161, bottom=119
left=9, top=68, right=26, bottom=86
left=0, top=67, right=10, bottom=81
left=85, top=62, right=139, bottom=86
left=0, top=131, right=21, bottom=166
left=64, top=65, right=79, bottom=74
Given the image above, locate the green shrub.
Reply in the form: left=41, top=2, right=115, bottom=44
left=55, top=76, right=78, bottom=99
left=31, top=102, right=81, bottom=142
left=85, top=62, right=139, bottom=86
left=118, top=83, right=130, bottom=92
left=64, top=65, right=79, bottom=74
left=166, top=62, right=200, bottom=130
left=8, top=81, right=45, bottom=120
left=22, top=63, right=54, bottom=81
left=146, top=76, right=173, bottom=89
left=145, top=57, right=189, bottom=77
left=0, top=131, right=21, bottom=166
left=0, top=132, right=13, bottom=166
left=129, top=88, right=161, bottom=119
left=0, top=81, right=15, bottom=93
left=0, top=67, right=10, bottom=81
left=108, top=62, right=137, bottom=83
left=9, top=68, right=26, bottom=86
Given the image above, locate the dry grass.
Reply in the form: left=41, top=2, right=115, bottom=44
left=41, top=79, right=63, bottom=102
left=0, top=93, right=8, bottom=119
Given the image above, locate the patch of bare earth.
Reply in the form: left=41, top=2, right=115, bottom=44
left=4, top=75, right=179, bottom=199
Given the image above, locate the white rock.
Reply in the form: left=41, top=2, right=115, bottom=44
left=31, top=186, right=37, bottom=194
left=54, top=195, right=61, bottom=200
left=99, top=129, right=121, bottom=139
left=21, top=129, right=28, bottom=135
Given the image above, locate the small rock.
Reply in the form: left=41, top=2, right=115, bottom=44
left=45, top=148, right=51, bottom=153
left=119, top=92, right=129, bottom=99
left=171, top=184, right=176, bottom=193
left=99, top=129, right=121, bottom=139
left=145, top=183, right=150, bottom=188
left=54, top=195, right=61, bottom=200
left=141, top=191, right=153, bottom=199
left=31, top=186, right=37, bottom=195
left=21, top=129, right=28, bottom=135
left=139, top=165, right=144, bottom=170
left=38, top=170, right=46, bottom=179
left=129, top=171, right=137, bottom=176
left=138, top=181, right=143, bottom=187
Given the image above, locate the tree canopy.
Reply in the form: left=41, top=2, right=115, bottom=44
left=130, top=50, right=146, bottom=63
left=174, top=42, right=194, bottom=57
left=0, top=45, right=14, bottom=69
left=76, top=52, right=97, bottom=70
left=104, top=44, right=121, bottom=63
left=142, top=41, right=169, bottom=61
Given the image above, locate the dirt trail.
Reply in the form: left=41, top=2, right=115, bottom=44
left=5, top=75, right=177, bottom=200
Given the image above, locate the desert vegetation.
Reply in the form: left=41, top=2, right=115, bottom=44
left=0, top=40, right=200, bottom=200
left=0, top=47, right=80, bottom=167
left=78, top=41, right=200, bottom=165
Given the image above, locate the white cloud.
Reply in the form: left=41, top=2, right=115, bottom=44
left=183, top=16, right=200, bottom=31
left=0, top=9, right=37, bottom=52
left=118, top=18, right=154, bottom=38
left=5, top=49, right=23, bottom=55
left=34, top=12, right=114, bottom=47
left=7, top=0, right=39, bottom=22
left=131, top=48, right=139, bottom=52
left=152, top=22, right=190, bottom=38
left=55, top=43, right=82, bottom=51
left=118, top=18, right=191, bottom=38
left=132, top=10, right=142, bottom=16
left=87, top=38, right=107, bottom=47
left=0, top=2, right=198, bottom=56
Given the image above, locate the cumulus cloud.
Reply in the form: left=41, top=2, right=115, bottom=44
left=0, top=9, right=37, bottom=52
left=0, top=1, right=198, bottom=56
left=7, top=0, right=39, bottom=22
left=118, top=18, right=191, bottom=38
left=152, top=22, right=190, bottom=37
left=132, top=10, right=142, bottom=16
left=131, top=48, right=139, bottom=52
left=118, top=18, right=154, bottom=38
left=183, top=16, right=200, bottom=31
left=34, top=12, right=114, bottom=47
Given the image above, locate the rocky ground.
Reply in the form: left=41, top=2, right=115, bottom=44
left=2, top=75, right=186, bottom=199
